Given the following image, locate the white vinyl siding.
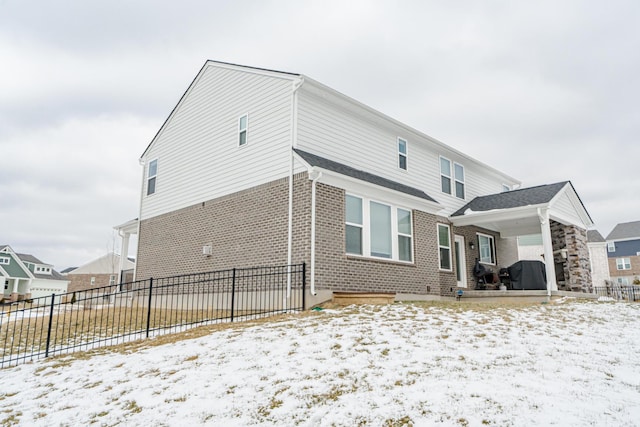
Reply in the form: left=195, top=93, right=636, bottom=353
left=296, top=86, right=518, bottom=215
left=438, top=224, right=452, bottom=270
left=140, top=65, right=294, bottom=220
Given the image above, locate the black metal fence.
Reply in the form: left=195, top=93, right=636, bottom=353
left=593, top=285, right=640, bottom=302
left=0, top=263, right=306, bottom=368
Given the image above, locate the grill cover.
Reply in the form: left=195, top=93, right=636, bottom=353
left=508, top=260, right=547, bottom=290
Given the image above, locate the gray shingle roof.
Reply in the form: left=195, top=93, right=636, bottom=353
left=16, top=253, right=44, bottom=264
left=293, top=149, right=438, bottom=203
left=587, top=230, right=605, bottom=243
left=606, top=221, right=640, bottom=241
left=451, top=182, right=570, bottom=217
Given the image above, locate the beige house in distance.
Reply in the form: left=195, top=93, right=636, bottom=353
left=65, top=253, right=134, bottom=293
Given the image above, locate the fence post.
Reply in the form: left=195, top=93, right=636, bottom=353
left=230, top=268, right=236, bottom=322
left=302, top=262, right=306, bottom=310
left=44, top=293, right=56, bottom=358
left=146, top=278, right=154, bottom=338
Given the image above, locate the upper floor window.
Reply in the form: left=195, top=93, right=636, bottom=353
left=607, top=242, right=615, bottom=252
left=345, top=194, right=413, bottom=262
left=478, top=233, right=496, bottom=265
left=147, top=159, right=158, bottom=196
left=440, top=157, right=465, bottom=199
left=616, top=258, right=631, bottom=270
left=0, top=257, right=9, bottom=265
left=238, top=114, right=248, bottom=146
left=438, top=224, right=452, bottom=270
left=398, top=138, right=407, bottom=170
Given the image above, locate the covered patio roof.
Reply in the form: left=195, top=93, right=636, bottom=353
left=450, top=181, right=593, bottom=237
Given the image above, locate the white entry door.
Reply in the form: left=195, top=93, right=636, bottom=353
left=454, top=235, right=467, bottom=288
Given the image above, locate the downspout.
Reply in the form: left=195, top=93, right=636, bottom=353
left=287, top=77, right=305, bottom=300
left=310, top=170, right=323, bottom=296
left=134, top=158, right=146, bottom=281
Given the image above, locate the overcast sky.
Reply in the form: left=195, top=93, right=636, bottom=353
left=1, top=0, right=639, bottom=270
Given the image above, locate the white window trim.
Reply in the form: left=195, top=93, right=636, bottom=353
left=607, top=242, right=615, bottom=252
left=0, top=257, right=9, bottom=265
left=438, top=223, right=452, bottom=271
left=345, top=195, right=364, bottom=256
left=616, top=258, right=631, bottom=270
left=238, top=113, right=248, bottom=147
left=345, top=194, right=414, bottom=263
left=477, top=233, right=497, bottom=265
left=146, top=158, right=158, bottom=196
left=440, top=156, right=452, bottom=196
left=397, top=137, right=408, bottom=171
left=453, top=162, right=465, bottom=200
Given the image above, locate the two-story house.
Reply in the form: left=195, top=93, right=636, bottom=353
left=121, top=60, right=594, bottom=305
left=606, top=221, right=640, bottom=285
left=0, top=245, right=69, bottom=302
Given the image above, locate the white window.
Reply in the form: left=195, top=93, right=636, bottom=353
left=147, top=159, right=158, bottom=196
left=345, top=195, right=413, bottom=262
left=238, top=114, right=248, bottom=146
left=616, top=258, right=631, bottom=270
left=440, top=157, right=452, bottom=195
left=607, top=242, right=615, bottom=252
left=398, top=138, right=407, bottom=170
left=440, top=157, right=465, bottom=199
left=438, top=224, right=452, bottom=270
left=109, top=275, right=116, bottom=286
left=90, top=277, right=96, bottom=286
left=0, top=257, right=9, bottom=265
left=478, top=233, right=496, bottom=265
left=454, top=163, right=465, bottom=199
left=617, top=277, right=629, bottom=286
left=345, top=195, right=363, bottom=256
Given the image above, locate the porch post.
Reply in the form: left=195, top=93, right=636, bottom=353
left=538, top=208, right=557, bottom=295
left=11, top=278, right=19, bottom=302
left=118, top=232, right=130, bottom=283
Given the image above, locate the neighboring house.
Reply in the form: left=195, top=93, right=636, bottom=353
left=606, top=221, right=640, bottom=285
left=586, top=230, right=610, bottom=287
left=0, top=245, right=69, bottom=302
left=66, top=253, right=135, bottom=293
left=118, top=60, right=595, bottom=305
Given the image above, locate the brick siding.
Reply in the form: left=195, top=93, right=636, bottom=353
left=67, top=273, right=115, bottom=293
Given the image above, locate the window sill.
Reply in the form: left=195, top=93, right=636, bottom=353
left=346, top=254, right=415, bottom=267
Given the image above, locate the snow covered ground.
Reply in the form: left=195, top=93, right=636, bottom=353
left=1, top=299, right=639, bottom=426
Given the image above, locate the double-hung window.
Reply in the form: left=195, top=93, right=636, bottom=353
left=398, top=138, right=407, bottom=170
left=616, top=258, right=631, bottom=270
left=238, top=114, right=248, bottom=146
left=607, top=242, right=615, bottom=252
left=438, top=224, right=451, bottom=270
left=345, top=195, right=364, bottom=256
left=440, top=157, right=465, bottom=199
left=147, top=159, right=158, bottom=196
left=345, top=195, right=413, bottom=262
left=478, top=233, right=496, bottom=264
left=454, top=163, right=465, bottom=199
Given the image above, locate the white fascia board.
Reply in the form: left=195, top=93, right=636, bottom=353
left=300, top=78, right=520, bottom=186
left=310, top=167, right=442, bottom=214
left=450, top=204, right=549, bottom=227
left=114, top=218, right=139, bottom=234
left=606, top=236, right=640, bottom=244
